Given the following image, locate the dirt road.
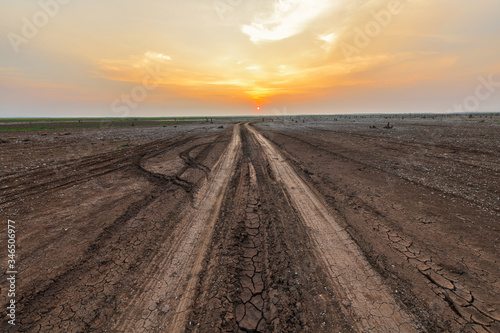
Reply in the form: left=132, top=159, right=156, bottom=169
left=113, top=125, right=241, bottom=332
left=246, top=124, right=416, bottom=332
left=1, top=116, right=498, bottom=332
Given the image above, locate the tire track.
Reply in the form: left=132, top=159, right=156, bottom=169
left=1, top=131, right=232, bottom=332
left=113, top=124, right=241, bottom=332
left=308, top=125, right=500, bottom=163
left=0, top=136, right=197, bottom=206
left=246, top=123, right=418, bottom=332
left=2, top=191, right=163, bottom=332
left=137, top=132, right=229, bottom=202
left=267, top=130, right=499, bottom=212
left=179, top=145, right=211, bottom=178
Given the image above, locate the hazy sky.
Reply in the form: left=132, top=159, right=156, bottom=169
left=1, top=0, right=499, bottom=117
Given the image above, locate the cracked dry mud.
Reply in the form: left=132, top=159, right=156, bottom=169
left=233, top=162, right=267, bottom=332
left=1, top=116, right=499, bottom=332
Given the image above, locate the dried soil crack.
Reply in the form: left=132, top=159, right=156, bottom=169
left=246, top=123, right=418, bottom=332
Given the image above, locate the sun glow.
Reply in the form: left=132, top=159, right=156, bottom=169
left=2, top=0, right=499, bottom=116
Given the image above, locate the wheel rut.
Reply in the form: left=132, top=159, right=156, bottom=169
left=0, top=135, right=196, bottom=206
left=245, top=123, right=418, bottom=332
left=179, top=145, right=211, bottom=178
left=112, top=124, right=241, bottom=332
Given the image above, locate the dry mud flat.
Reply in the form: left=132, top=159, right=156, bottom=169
left=0, top=116, right=499, bottom=332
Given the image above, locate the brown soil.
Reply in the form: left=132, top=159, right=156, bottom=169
left=1, top=115, right=499, bottom=332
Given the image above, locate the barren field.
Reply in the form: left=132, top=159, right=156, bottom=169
left=1, top=115, right=499, bottom=332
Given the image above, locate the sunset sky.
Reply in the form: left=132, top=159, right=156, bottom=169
left=1, top=0, right=499, bottom=117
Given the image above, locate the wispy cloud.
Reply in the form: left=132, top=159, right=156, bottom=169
left=242, top=0, right=338, bottom=44
left=95, top=51, right=172, bottom=83
left=0, top=67, right=24, bottom=78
